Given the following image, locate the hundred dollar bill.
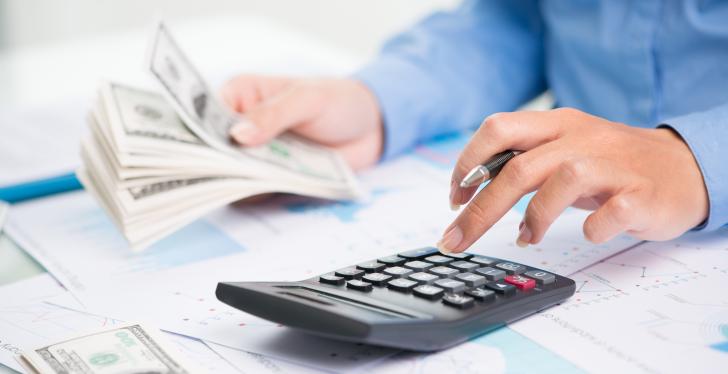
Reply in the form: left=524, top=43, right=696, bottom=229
left=17, top=323, right=204, bottom=374
left=147, top=23, right=356, bottom=186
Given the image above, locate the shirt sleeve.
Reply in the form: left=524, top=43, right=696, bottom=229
left=352, top=0, right=546, bottom=160
left=660, top=103, right=728, bottom=231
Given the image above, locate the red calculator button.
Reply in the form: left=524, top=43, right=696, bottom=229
left=505, top=275, right=536, bottom=290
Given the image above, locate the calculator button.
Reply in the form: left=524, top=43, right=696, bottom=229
left=384, top=266, right=413, bottom=278
left=485, top=281, right=517, bottom=296
left=387, top=278, right=418, bottom=293
left=470, top=255, right=497, bottom=266
left=413, top=285, right=445, bottom=300
left=346, top=280, right=373, bottom=292
left=442, top=294, right=475, bottom=309
left=524, top=270, right=556, bottom=285
left=475, top=267, right=506, bottom=281
left=398, top=247, right=440, bottom=259
left=378, top=256, right=406, bottom=266
left=362, top=272, right=392, bottom=286
left=335, top=268, right=364, bottom=280
left=466, top=288, right=495, bottom=302
left=408, top=272, right=439, bottom=285
left=404, top=260, right=434, bottom=271
left=505, top=275, right=536, bottom=291
left=494, top=262, right=527, bottom=275
left=442, top=252, right=473, bottom=260
left=319, top=274, right=345, bottom=286
left=434, top=279, right=467, bottom=294
left=454, top=273, right=486, bottom=288
left=428, top=266, right=460, bottom=278
left=356, top=261, right=386, bottom=273
left=474, top=267, right=506, bottom=281
left=450, top=261, right=479, bottom=272
left=424, top=255, right=454, bottom=265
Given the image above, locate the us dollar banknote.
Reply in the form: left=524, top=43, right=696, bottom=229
left=17, top=324, right=204, bottom=374
left=147, top=23, right=353, bottom=184
left=77, top=22, right=363, bottom=251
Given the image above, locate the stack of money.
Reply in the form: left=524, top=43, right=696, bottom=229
left=78, top=24, right=362, bottom=251
left=17, top=324, right=203, bottom=374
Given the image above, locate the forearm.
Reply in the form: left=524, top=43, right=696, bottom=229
left=353, top=0, right=546, bottom=160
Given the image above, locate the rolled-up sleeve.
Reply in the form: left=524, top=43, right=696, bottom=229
left=661, top=103, right=728, bottom=230
left=353, top=0, right=546, bottom=160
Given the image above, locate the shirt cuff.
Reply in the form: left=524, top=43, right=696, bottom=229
left=352, top=57, right=445, bottom=161
left=660, top=104, right=728, bottom=231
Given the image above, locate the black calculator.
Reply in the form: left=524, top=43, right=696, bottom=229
left=216, top=247, right=575, bottom=351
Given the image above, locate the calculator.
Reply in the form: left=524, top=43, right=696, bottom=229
left=216, top=247, right=575, bottom=351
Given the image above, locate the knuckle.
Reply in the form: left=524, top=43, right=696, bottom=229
left=558, top=158, right=590, bottom=184
left=608, top=195, right=634, bottom=225
left=552, top=107, right=582, bottom=117
left=464, top=200, right=490, bottom=227
left=482, top=112, right=510, bottom=141
left=501, top=157, right=531, bottom=183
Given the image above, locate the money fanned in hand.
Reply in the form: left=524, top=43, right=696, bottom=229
left=78, top=23, right=362, bottom=251
left=17, top=324, right=203, bottom=374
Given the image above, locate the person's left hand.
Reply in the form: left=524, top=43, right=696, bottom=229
left=437, top=108, right=709, bottom=253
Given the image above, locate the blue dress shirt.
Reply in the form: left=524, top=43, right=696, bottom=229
left=354, top=0, right=728, bottom=230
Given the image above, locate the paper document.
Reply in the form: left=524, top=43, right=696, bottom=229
left=0, top=100, right=85, bottom=187
left=0, top=201, right=7, bottom=232
left=511, top=228, right=728, bottom=373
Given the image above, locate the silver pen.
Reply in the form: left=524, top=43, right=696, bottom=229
left=459, top=150, right=522, bottom=188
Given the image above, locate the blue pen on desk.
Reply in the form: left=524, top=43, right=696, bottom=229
left=0, top=172, right=83, bottom=203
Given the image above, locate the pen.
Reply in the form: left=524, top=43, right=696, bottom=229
left=0, top=172, right=82, bottom=204
left=459, top=150, right=522, bottom=188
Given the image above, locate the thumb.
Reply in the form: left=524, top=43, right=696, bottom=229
left=228, top=86, right=320, bottom=146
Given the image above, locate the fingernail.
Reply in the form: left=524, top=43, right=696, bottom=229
left=450, top=203, right=461, bottom=211
left=229, top=119, right=258, bottom=143
left=516, top=221, right=531, bottom=248
left=437, top=225, right=463, bottom=254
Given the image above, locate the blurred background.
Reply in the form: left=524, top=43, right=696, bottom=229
left=0, top=0, right=457, bottom=59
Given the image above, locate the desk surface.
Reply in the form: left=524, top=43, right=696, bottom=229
left=0, top=15, right=361, bottom=374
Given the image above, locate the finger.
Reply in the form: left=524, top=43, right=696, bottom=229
left=229, top=84, right=322, bottom=146
left=330, top=130, right=383, bottom=171
left=220, top=75, right=291, bottom=112
left=451, top=110, right=565, bottom=207
left=519, top=158, right=636, bottom=246
left=583, top=191, right=650, bottom=243
left=438, top=141, right=571, bottom=253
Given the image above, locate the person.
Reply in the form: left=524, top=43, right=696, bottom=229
left=220, top=1, right=728, bottom=254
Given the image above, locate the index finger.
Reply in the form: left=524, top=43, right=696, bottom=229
left=451, top=111, right=565, bottom=207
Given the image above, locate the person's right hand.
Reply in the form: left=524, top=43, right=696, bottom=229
left=221, top=75, right=384, bottom=170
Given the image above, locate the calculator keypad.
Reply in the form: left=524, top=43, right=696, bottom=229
left=357, top=261, right=386, bottom=273
left=363, top=272, right=392, bottom=286
left=388, top=278, right=418, bottom=293
left=347, top=279, right=373, bottom=292
left=384, top=266, right=413, bottom=278
left=442, top=294, right=474, bottom=309
left=404, top=260, right=434, bottom=271
left=413, top=285, right=444, bottom=300
left=335, top=268, right=364, bottom=280
left=408, top=272, right=439, bottom=285
left=317, top=248, right=556, bottom=310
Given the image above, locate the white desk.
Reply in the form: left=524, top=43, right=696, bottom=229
left=0, top=15, right=364, bottom=373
